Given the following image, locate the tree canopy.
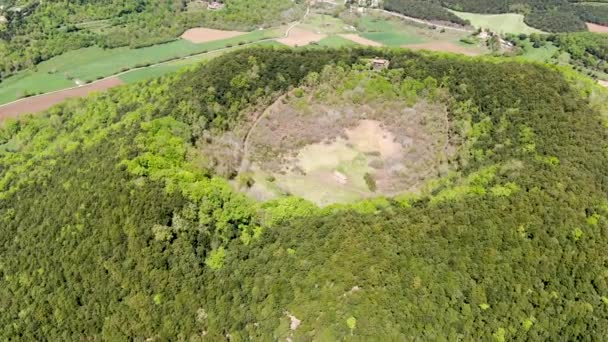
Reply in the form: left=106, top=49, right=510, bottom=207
left=1, top=47, right=608, bottom=339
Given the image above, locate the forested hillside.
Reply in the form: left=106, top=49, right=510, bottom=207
left=2, top=47, right=608, bottom=339
left=383, top=0, right=608, bottom=32
left=0, top=0, right=301, bottom=81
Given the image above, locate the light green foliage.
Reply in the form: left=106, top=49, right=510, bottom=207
left=587, top=214, right=600, bottom=226
left=493, top=327, right=507, bottom=342
left=431, top=166, right=498, bottom=203
left=205, top=247, right=226, bottom=270
left=519, top=125, right=536, bottom=153
left=346, top=316, right=357, bottom=330
left=522, top=317, right=535, bottom=331
left=261, top=197, right=318, bottom=227
left=479, top=303, right=490, bottom=310
left=572, top=227, right=584, bottom=241
left=153, top=294, right=162, bottom=305
left=490, top=182, right=520, bottom=197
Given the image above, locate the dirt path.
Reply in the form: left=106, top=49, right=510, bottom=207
left=239, top=94, right=287, bottom=172
left=375, top=9, right=473, bottom=33
left=587, top=22, right=608, bottom=33
left=0, top=78, right=123, bottom=121
left=600, top=80, right=608, bottom=88
left=240, top=3, right=312, bottom=170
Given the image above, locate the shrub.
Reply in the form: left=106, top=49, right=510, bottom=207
left=364, top=172, right=377, bottom=192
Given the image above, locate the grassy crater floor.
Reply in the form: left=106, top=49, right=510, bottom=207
left=237, top=68, right=458, bottom=206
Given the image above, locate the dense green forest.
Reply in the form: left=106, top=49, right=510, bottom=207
left=2, top=47, right=608, bottom=339
left=383, top=0, right=608, bottom=32
left=0, top=0, right=301, bottom=81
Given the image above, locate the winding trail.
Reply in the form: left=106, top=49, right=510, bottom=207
left=239, top=4, right=311, bottom=171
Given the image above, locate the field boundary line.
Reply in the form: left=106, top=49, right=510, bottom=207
left=0, top=2, right=311, bottom=111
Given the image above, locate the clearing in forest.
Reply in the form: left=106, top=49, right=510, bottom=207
left=236, top=68, right=457, bottom=206
left=448, top=10, right=544, bottom=34
left=587, top=22, right=608, bottom=33
left=180, top=28, right=246, bottom=43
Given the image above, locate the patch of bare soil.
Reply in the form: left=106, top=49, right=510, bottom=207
left=180, top=27, right=246, bottom=43
left=599, top=80, right=608, bottom=88
left=277, top=27, right=326, bottom=47
left=403, top=41, right=480, bottom=56
left=338, top=34, right=383, bottom=47
left=0, top=77, right=124, bottom=122
left=247, top=93, right=454, bottom=195
left=586, top=22, right=608, bottom=33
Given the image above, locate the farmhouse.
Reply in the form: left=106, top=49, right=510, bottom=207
left=207, top=1, right=225, bottom=10
left=371, top=58, right=389, bottom=70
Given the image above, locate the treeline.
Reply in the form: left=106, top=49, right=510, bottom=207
left=0, top=0, right=301, bottom=81
left=2, top=47, right=608, bottom=339
left=524, top=9, right=587, bottom=32
left=383, top=0, right=469, bottom=26
left=383, top=0, right=608, bottom=32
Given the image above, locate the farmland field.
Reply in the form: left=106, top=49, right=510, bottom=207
left=0, top=29, right=278, bottom=105
left=449, top=10, right=544, bottom=34
left=315, top=35, right=361, bottom=48
left=354, top=15, right=474, bottom=47
left=119, top=40, right=284, bottom=84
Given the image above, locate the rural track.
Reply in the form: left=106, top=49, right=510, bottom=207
left=239, top=3, right=311, bottom=172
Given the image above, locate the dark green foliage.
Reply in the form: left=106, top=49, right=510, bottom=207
left=572, top=3, right=608, bottom=26
left=383, top=0, right=608, bottom=32
left=1, top=47, right=608, bottom=339
left=383, top=0, right=469, bottom=26
left=525, top=9, right=587, bottom=33
left=363, top=172, right=376, bottom=191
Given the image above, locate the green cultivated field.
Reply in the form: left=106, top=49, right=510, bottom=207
left=449, top=10, right=544, bottom=34
left=353, top=15, right=474, bottom=46
left=361, top=32, right=425, bottom=45
left=315, top=36, right=360, bottom=48
left=0, top=30, right=277, bottom=104
left=356, top=16, right=427, bottom=46
left=521, top=42, right=559, bottom=62
left=119, top=40, right=284, bottom=83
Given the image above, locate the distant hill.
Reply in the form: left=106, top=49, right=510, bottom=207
left=383, top=0, right=608, bottom=32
